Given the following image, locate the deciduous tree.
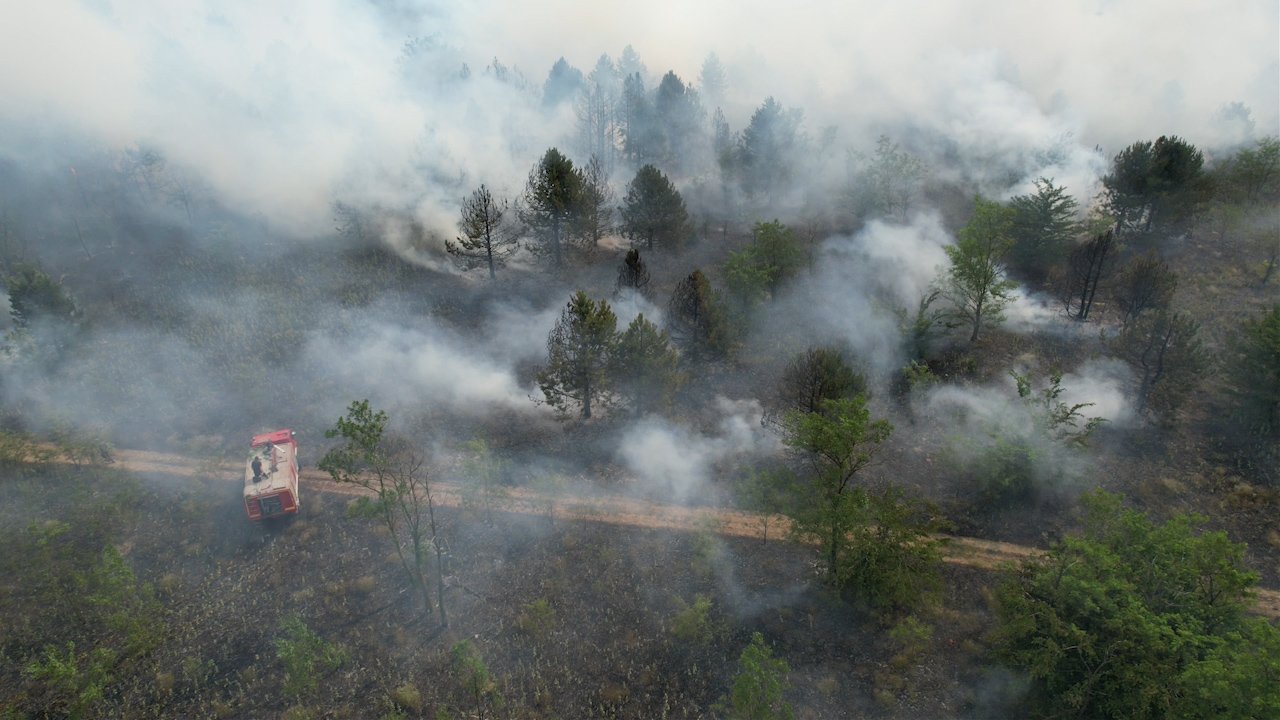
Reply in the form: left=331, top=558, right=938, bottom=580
left=846, top=135, right=926, bottom=224
left=318, top=401, right=446, bottom=624
left=1227, top=305, right=1280, bottom=438
left=780, top=396, right=891, bottom=578
left=942, top=198, right=1017, bottom=341
left=993, top=491, right=1276, bottom=719
left=723, top=220, right=805, bottom=306
left=724, top=633, right=793, bottom=720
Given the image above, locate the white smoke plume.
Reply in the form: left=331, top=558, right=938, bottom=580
left=616, top=396, right=779, bottom=504
left=758, top=214, right=948, bottom=376
left=2, top=0, right=1274, bottom=253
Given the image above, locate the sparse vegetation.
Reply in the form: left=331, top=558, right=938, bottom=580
left=0, top=19, right=1277, bottom=720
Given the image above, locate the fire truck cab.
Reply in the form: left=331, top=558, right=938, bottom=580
left=243, top=429, right=300, bottom=521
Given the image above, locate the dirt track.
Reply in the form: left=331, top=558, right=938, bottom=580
left=105, top=447, right=1280, bottom=618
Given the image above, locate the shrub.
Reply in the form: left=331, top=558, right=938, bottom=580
left=275, top=615, right=348, bottom=699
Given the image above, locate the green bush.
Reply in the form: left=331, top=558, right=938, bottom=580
left=449, top=640, right=495, bottom=703
left=670, top=594, right=716, bottom=646
left=24, top=642, right=116, bottom=720
left=723, top=633, right=793, bottom=720
left=275, top=615, right=348, bottom=699
left=514, top=598, right=555, bottom=640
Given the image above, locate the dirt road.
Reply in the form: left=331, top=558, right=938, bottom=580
left=104, top=447, right=1280, bottom=618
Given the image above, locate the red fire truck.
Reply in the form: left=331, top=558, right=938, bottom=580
left=243, top=429, right=300, bottom=521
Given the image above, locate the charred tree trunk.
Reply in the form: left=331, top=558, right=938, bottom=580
left=1063, top=230, right=1114, bottom=321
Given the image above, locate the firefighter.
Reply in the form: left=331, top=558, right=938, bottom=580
left=251, top=456, right=264, bottom=481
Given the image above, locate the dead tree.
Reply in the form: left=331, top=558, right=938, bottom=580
left=1061, top=229, right=1114, bottom=321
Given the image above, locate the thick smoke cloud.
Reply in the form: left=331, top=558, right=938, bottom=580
left=3, top=1, right=1275, bottom=249
left=617, top=397, right=778, bottom=504
left=761, top=214, right=949, bottom=376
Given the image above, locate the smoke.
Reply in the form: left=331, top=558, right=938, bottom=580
left=616, top=396, right=778, bottom=504
left=2, top=1, right=1274, bottom=257
left=916, top=358, right=1135, bottom=499
left=756, top=214, right=946, bottom=376
left=303, top=321, right=539, bottom=419
left=1003, top=287, right=1062, bottom=333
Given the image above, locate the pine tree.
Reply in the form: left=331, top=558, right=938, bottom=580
left=666, top=269, right=730, bottom=361
left=611, top=314, right=682, bottom=414
left=537, top=291, right=618, bottom=419
left=620, top=164, right=688, bottom=250
left=522, top=148, right=584, bottom=268
left=446, top=184, right=518, bottom=280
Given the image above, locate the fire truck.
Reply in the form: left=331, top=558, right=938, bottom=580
left=243, top=429, right=300, bottom=521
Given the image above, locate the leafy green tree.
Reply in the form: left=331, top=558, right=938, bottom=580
left=781, top=396, right=892, bottom=578
left=446, top=184, right=518, bottom=280
left=1011, top=370, right=1106, bottom=445
left=723, top=633, right=793, bottom=720
left=846, top=135, right=926, bottom=223
left=724, top=220, right=805, bottom=306
left=838, top=486, right=945, bottom=613
left=993, top=491, right=1276, bottom=719
left=318, top=401, right=445, bottom=622
left=537, top=291, right=618, bottom=419
left=670, top=594, right=717, bottom=646
left=960, top=372, right=1104, bottom=509
left=610, top=313, right=682, bottom=415
left=6, top=264, right=78, bottom=329
left=666, top=269, right=732, bottom=361
left=1218, top=135, right=1280, bottom=206
left=738, top=466, right=793, bottom=545
left=1177, top=616, right=1280, bottom=719
left=450, top=640, right=496, bottom=705
left=943, top=198, right=1017, bottom=341
left=522, top=148, right=584, bottom=268
left=1111, top=309, right=1208, bottom=417
left=1227, top=305, right=1280, bottom=438
left=619, top=164, right=688, bottom=250
left=1008, top=177, right=1079, bottom=283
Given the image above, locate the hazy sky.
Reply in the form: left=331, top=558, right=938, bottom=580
left=1, top=0, right=1276, bottom=235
